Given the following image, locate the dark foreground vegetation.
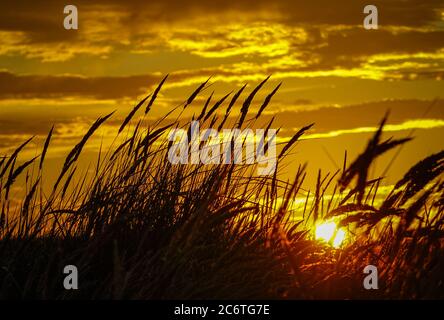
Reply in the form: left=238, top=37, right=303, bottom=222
left=1, top=77, right=443, bottom=299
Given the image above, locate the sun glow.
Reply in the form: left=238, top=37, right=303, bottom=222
left=315, top=221, right=346, bottom=248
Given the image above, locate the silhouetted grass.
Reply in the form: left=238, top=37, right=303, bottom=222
left=0, top=77, right=443, bottom=299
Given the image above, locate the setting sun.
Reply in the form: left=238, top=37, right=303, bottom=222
left=315, top=221, right=346, bottom=248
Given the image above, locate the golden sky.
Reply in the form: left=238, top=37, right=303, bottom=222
left=1, top=0, right=444, bottom=186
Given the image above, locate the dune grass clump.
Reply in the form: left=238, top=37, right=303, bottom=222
left=0, top=76, right=443, bottom=299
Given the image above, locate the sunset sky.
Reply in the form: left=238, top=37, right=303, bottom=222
left=1, top=0, right=443, bottom=187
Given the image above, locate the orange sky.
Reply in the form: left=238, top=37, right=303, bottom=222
left=1, top=0, right=443, bottom=187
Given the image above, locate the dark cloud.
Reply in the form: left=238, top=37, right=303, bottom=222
left=1, top=0, right=442, bottom=43
left=271, top=99, right=444, bottom=133
left=288, top=28, right=444, bottom=72
left=316, top=29, right=444, bottom=59
left=0, top=71, right=161, bottom=99
left=0, top=69, right=269, bottom=100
